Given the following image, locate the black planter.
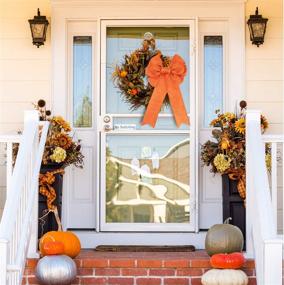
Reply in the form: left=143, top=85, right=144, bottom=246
left=222, top=174, right=246, bottom=249
left=38, top=163, right=63, bottom=239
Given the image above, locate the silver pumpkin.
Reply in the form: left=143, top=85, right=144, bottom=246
left=35, top=255, right=77, bottom=285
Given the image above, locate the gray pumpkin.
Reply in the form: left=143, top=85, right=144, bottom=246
left=205, top=218, right=244, bottom=256
left=36, top=255, right=77, bottom=285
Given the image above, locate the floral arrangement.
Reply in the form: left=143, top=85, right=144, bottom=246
left=32, top=99, right=84, bottom=168
left=201, top=101, right=269, bottom=200
left=112, top=33, right=170, bottom=110
left=42, top=116, right=84, bottom=169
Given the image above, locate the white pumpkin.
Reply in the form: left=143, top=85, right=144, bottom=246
left=201, top=269, right=248, bottom=285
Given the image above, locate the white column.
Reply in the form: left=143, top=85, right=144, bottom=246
left=26, top=111, right=40, bottom=258
left=246, top=110, right=261, bottom=258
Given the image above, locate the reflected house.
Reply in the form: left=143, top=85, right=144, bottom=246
left=106, top=139, right=190, bottom=223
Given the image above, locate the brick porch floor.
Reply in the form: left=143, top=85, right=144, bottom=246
left=23, top=250, right=256, bottom=285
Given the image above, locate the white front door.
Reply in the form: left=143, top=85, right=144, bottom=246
left=99, top=20, right=197, bottom=232
left=62, top=17, right=243, bottom=241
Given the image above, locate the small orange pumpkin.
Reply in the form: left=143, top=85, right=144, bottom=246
left=39, top=231, right=81, bottom=258
left=210, top=252, right=245, bottom=269
left=41, top=241, right=65, bottom=256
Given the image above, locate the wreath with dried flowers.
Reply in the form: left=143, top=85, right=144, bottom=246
left=112, top=33, right=171, bottom=110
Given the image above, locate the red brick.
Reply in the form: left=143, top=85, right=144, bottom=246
left=164, top=278, right=189, bottom=285
left=26, top=259, right=38, bottom=269
left=77, top=268, right=94, bottom=275
left=75, top=259, right=82, bottom=267
left=108, top=277, right=134, bottom=285
left=176, top=268, right=203, bottom=276
left=190, top=260, right=211, bottom=268
left=80, top=277, right=107, bottom=284
left=27, top=277, right=39, bottom=285
left=137, top=260, right=162, bottom=268
left=95, top=268, right=120, bottom=276
left=191, top=277, right=202, bottom=285
left=109, top=259, right=135, bottom=268
left=136, top=278, right=162, bottom=285
left=82, top=259, right=108, bottom=268
left=71, top=277, right=81, bottom=284
left=122, top=268, right=147, bottom=276
left=24, top=268, right=35, bottom=276
left=244, top=260, right=255, bottom=269
left=248, top=278, right=257, bottom=285
left=164, top=260, right=189, bottom=268
left=149, top=269, right=175, bottom=276
left=241, top=268, right=255, bottom=276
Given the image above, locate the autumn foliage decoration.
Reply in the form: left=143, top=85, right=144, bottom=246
left=201, top=101, right=270, bottom=201
left=112, top=33, right=189, bottom=127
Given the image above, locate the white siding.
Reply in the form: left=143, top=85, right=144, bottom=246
left=0, top=0, right=51, bottom=132
left=246, top=0, right=283, bottom=134
left=245, top=0, right=283, bottom=233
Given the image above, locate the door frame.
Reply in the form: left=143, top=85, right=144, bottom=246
left=98, top=19, right=198, bottom=232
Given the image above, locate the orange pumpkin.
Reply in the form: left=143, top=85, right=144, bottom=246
left=41, top=241, right=65, bottom=256
left=210, top=252, right=245, bottom=269
left=39, top=231, right=81, bottom=258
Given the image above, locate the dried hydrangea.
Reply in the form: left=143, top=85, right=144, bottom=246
left=50, top=147, right=67, bottom=163
left=213, top=154, right=231, bottom=173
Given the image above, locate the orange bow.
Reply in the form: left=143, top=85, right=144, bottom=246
left=141, top=54, right=190, bottom=127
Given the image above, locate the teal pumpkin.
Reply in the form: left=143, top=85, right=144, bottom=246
left=205, top=218, right=244, bottom=256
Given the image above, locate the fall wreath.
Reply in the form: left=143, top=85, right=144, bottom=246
left=112, top=33, right=189, bottom=127
left=113, top=33, right=166, bottom=110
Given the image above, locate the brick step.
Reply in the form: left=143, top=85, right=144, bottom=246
left=23, top=250, right=256, bottom=285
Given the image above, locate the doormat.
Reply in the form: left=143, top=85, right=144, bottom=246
left=95, top=245, right=195, bottom=252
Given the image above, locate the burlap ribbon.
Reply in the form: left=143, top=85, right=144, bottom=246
left=228, top=170, right=246, bottom=202
left=141, top=54, right=190, bottom=127
left=39, top=169, right=65, bottom=231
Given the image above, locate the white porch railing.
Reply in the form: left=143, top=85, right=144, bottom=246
left=0, top=111, right=49, bottom=285
left=0, top=134, right=21, bottom=196
left=246, top=110, right=283, bottom=285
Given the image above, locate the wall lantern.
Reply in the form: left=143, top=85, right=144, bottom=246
left=28, top=9, right=49, bottom=48
left=247, top=7, right=268, bottom=47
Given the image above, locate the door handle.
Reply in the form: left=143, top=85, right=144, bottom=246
left=102, top=115, right=113, bottom=132
left=104, top=124, right=112, bottom=132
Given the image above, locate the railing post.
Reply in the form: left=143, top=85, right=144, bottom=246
left=246, top=110, right=261, bottom=258
left=263, top=240, right=283, bottom=285
left=6, top=142, right=13, bottom=198
left=0, top=239, right=9, bottom=284
left=27, top=111, right=40, bottom=258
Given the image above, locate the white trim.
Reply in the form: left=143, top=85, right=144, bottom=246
left=75, top=231, right=207, bottom=249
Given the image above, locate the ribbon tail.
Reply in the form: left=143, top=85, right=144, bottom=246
left=141, top=80, right=167, bottom=127
left=167, top=83, right=189, bottom=127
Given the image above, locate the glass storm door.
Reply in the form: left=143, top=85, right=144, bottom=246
left=100, top=20, right=196, bottom=232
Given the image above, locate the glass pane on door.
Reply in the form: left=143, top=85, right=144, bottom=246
left=106, top=27, right=190, bottom=116
left=73, top=36, right=92, bottom=128
left=102, top=23, right=193, bottom=231
left=106, top=134, right=190, bottom=223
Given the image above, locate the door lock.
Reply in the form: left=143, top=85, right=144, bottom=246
left=103, top=115, right=111, bottom=123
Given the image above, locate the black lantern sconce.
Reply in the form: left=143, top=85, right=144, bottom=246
left=247, top=7, right=268, bottom=47
left=28, top=9, right=49, bottom=48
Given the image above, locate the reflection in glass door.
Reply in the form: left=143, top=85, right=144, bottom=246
left=100, top=20, right=196, bottom=232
